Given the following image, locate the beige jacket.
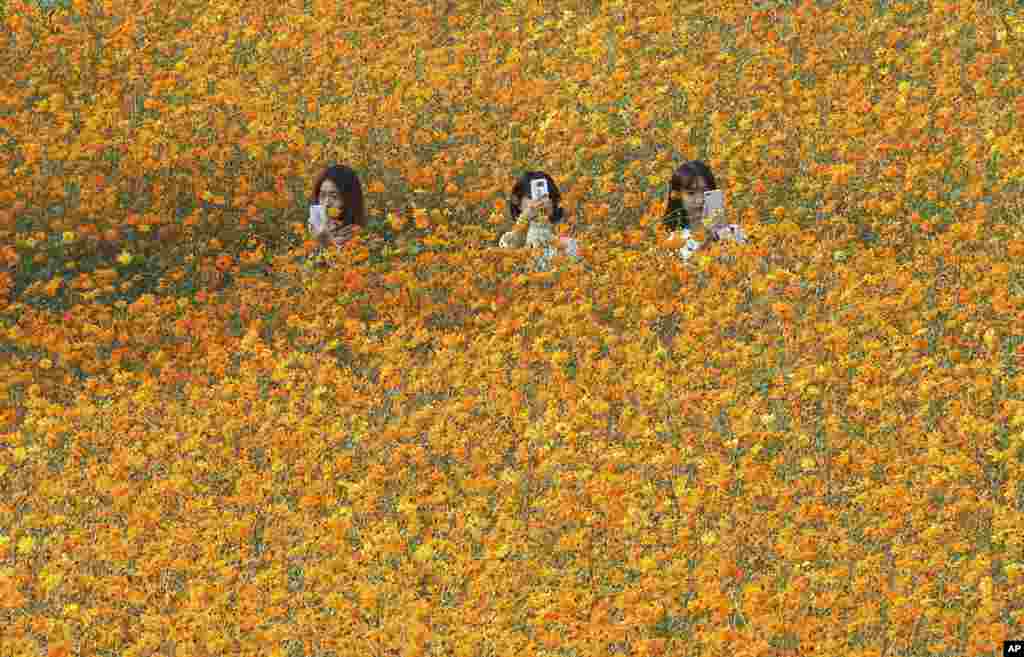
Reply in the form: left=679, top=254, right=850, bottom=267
left=499, top=220, right=579, bottom=271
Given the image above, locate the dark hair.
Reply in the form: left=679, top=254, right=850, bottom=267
left=509, top=171, right=565, bottom=224
left=310, top=164, right=366, bottom=228
left=662, top=160, right=718, bottom=232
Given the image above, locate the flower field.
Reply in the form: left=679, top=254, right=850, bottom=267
left=1, top=0, right=1023, bottom=655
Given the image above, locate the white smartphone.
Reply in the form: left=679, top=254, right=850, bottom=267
left=530, top=178, right=550, bottom=201
left=702, top=190, right=725, bottom=221
left=309, top=204, right=327, bottom=232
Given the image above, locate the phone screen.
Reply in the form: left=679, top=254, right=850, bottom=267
left=309, top=204, right=327, bottom=231
left=702, top=190, right=725, bottom=220
left=531, top=179, right=550, bottom=201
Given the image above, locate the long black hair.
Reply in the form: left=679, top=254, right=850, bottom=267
left=310, top=164, right=366, bottom=227
left=509, top=171, right=565, bottom=224
left=662, top=160, right=718, bottom=232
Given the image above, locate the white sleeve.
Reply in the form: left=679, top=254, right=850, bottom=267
left=673, top=230, right=700, bottom=261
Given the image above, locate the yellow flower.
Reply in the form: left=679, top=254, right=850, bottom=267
left=388, top=212, right=407, bottom=231
left=39, top=358, right=53, bottom=370
left=413, top=542, right=434, bottom=562
left=117, top=250, right=133, bottom=266
left=62, top=231, right=76, bottom=243
left=16, top=535, right=35, bottom=554
left=40, top=569, right=63, bottom=593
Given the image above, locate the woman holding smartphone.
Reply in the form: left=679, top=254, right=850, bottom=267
left=662, top=160, right=748, bottom=262
left=498, top=171, right=579, bottom=271
left=308, top=164, right=367, bottom=248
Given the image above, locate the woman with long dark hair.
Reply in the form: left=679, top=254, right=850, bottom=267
left=661, top=160, right=747, bottom=261
left=662, top=160, right=718, bottom=233
left=308, top=164, right=367, bottom=248
left=498, top=171, right=579, bottom=271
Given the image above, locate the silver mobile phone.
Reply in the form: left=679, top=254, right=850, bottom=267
left=309, top=204, right=327, bottom=232
left=530, top=178, right=550, bottom=201
left=702, top=190, right=725, bottom=221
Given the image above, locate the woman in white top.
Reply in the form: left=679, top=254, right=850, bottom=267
left=498, top=171, right=579, bottom=272
left=661, top=160, right=748, bottom=262
left=308, top=164, right=366, bottom=248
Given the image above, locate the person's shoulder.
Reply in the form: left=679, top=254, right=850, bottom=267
left=499, top=230, right=519, bottom=248
left=726, top=224, right=751, bottom=242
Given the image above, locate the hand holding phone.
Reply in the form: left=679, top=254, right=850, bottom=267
left=331, top=224, right=358, bottom=246
left=309, top=204, right=327, bottom=233
left=702, top=190, right=725, bottom=225
left=530, top=178, right=550, bottom=201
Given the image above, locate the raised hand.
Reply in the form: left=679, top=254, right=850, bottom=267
left=329, top=223, right=358, bottom=246
left=521, top=196, right=552, bottom=221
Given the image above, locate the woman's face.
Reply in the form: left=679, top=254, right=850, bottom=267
left=680, top=176, right=709, bottom=220
left=520, top=193, right=554, bottom=221
left=318, top=179, right=342, bottom=212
